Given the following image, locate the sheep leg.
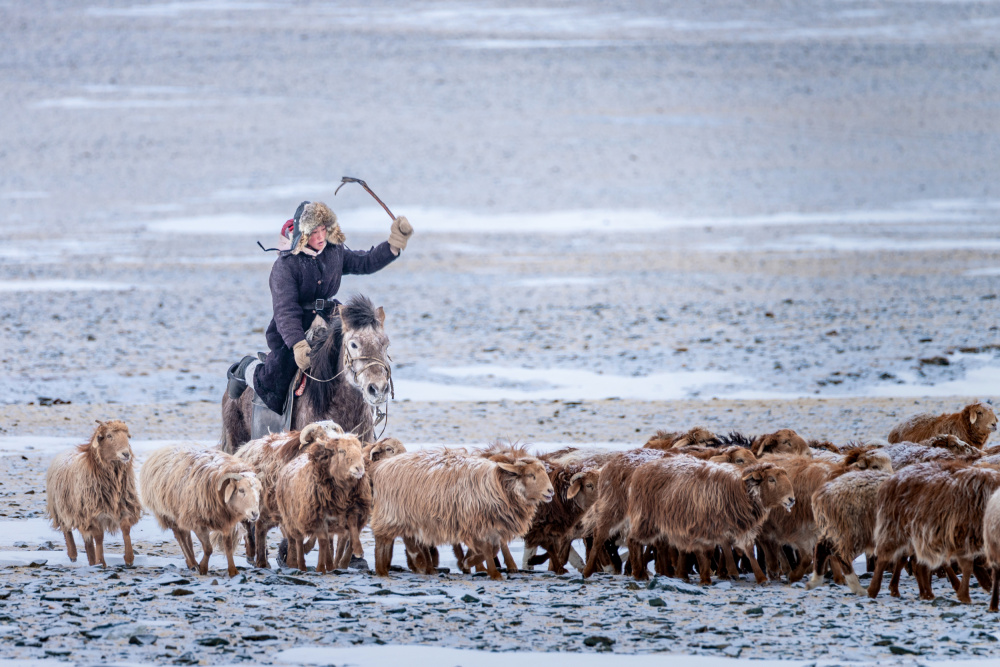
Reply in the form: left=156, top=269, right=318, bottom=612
left=722, top=546, right=739, bottom=580
left=522, top=545, right=538, bottom=570
left=254, top=521, right=271, bottom=569
left=316, top=534, right=333, bottom=574
left=374, top=535, right=394, bottom=577
left=788, top=550, right=813, bottom=583
left=243, top=520, right=256, bottom=561
left=606, top=539, right=623, bottom=574
left=171, top=529, right=196, bottom=571
left=944, top=563, right=962, bottom=593
left=888, top=558, right=904, bottom=597
left=223, top=532, right=238, bottom=578
left=806, top=540, right=832, bottom=591
left=452, top=543, right=468, bottom=573
left=583, top=523, right=613, bottom=578
left=742, top=545, right=767, bottom=585
left=758, top=539, right=782, bottom=581
left=82, top=532, right=95, bottom=566
left=991, top=566, right=1000, bottom=613
left=628, top=539, right=648, bottom=581
left=335, top=533, right=350, bottom=570
left=975, top=561, right=994, bottom=591
left=478, top=541, right=503, bottom=580
left=867, top=557, right=887, bottom=599
left=956, top=558, right=974, bottom=604
left=63, top=530, right=78, bottom=563
left=551, top=539, right=572, bottom=575
left=500, top=543, right=518, bottom=574
left=195, top=529, right=213, bottom=575
left=840, top=557, right=866, bottom=596
left=92, top=530, right=107, bottom=568
left=830, top=552, right=846, bottom=584
left=121, top=522, right=134, bottom=566
left=695, top=550, right=713, bottom=585
left=915, top=562, right=935, bottom=601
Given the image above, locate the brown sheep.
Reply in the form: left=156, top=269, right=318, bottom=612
left=141, top=445, right=262, bottom=577
left=643, top=427, right=720, bottom=450
left=806, top=448, right=894, bottom=594
left=626, top=459, right=794, bottom=584
left=370, top=447, right=554, bottom=580
left=868, top=459, right=1000, bottom=602
left=46, top=420, right=141, bottom=567
left=888, top=402, right=997, bottom=449
left=982, top=488, right=1000, bottom=611
left=275, top=431, right=369, bottom=572
left=878, top=438, right=980, bottom=470
left=522, top=450, right=613, bottom=574
left=234, top=421, right=345, bottom=568
left=750, top=429, right=811, bottom=458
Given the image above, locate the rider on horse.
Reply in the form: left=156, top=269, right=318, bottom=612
left=226, top=200, right=412, bottom=414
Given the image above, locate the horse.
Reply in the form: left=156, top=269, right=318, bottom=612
left=220, top=294, right=392, bottom=454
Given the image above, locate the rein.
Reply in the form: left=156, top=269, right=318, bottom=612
left=301, top=347, right=394, bottom=441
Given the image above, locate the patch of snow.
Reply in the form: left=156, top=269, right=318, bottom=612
left=867, top=365, right=1000, bottom=398
left=451, top=39, right=632, bottom=49
left=967, top=267, right=1000, bottom=276
left=144, top=199, right=996, bottom=236
left=395, top=366, right=749, bottom=402
left=0, top=280, right=136, bottom=292
left=30, top=98, right=206, bottom=110
left=276, top=645, right=814, bottom=667
left=510, top=276, right=605, bottom=287
left=0, top=191, right=48, bottom=200
left=703, top=233, right=1000, bottom=254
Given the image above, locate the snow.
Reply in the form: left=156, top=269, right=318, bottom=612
left=275, top=645, right=815, bottom=667
left=395, top=366, right=750, bottom=402
left=703, top=233, right=1000, bottom=254
left=967, top=266, right=1000, bottom=276
left=144, top=199, right=994, bottom=236
left=510, top=276, right=606, bottom=288
left=0, top=280, right=136, bottom=292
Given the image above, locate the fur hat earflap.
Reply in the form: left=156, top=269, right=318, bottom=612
left=291, top=201, right=345, bottom=254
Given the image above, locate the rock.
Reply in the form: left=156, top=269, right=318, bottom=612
left=349, top=555, right=370, bottom=570
left=196, top=637, right=229, bottom=647
left=129, top=634, right=157, bottom=645
left=648, top=578, right=706, bottom=596
left=461, top=594, right=480, bottom=603
left=744, top=606, right=764, bottom=615
left=648, top=597, right=666, bottom=607
left=168, top=588, right=194, bottom=596
left=583, top=635, right=615, bottom=648
left=244, top=633, right=278, bottom=641
left=151, top=574, right=190, bottom=586
left=890, top=645, right=922, bottom=655
left=41, top=592, right=80, bottom=602
left=263, top=575, right=317, bottom=587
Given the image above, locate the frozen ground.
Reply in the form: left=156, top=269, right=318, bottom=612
left=3, top=0, right=1000, bottom=664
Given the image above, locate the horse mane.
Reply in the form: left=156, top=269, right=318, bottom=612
left=303, top=294, right=379, bottom=419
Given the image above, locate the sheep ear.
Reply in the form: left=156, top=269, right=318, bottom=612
left=742, top=470, right=763, bottom=484
left=224, top=480, right=236, bottom=504
left=708, top=454, right=728, bottom=463
left=375, top=306, right=385, bottom=326
left=566, top=472, right=585, bottom=499
left=855, top=458, right=868, bottom=470
left=971, top=410, right=979, bottom=425
left=496, top=462, right=521, bottom=475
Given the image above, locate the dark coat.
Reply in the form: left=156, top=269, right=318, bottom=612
left=266, top=242, right=397, bottom=351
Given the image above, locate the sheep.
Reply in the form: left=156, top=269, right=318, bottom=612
left=748, top=429, right=811, bottom=457
left=758, top=446, right=893, bottom=583
left=806, top=447, right=894, bottom=595
left=868, top=459, right=1000, bottom=602
left=579, top=445, right=757, bottom=578
left=233, top=421, right=345, bottom=568
left=626, top=459, right=794, bottom=584
left=274, top=430, right=369, bottom=573
left=983, top=488, right=1000, bottom=611
left=643, top=427, right=721, bottom=450
left=370, top=447, right=554, bottom=580
left=141, top=445, right=262, bottom=577
left=521, top=450, right=613, bottom=574
left=45, top=420, right=141, bottom=567
left=878, top=437, right=980, bottom=470
left=888, top=402, right=997, bottom=449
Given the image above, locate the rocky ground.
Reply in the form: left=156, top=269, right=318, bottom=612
left=3, top=0, right=1000, bottom=663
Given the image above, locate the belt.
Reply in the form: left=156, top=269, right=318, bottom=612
left=302, top=298, right=340, bottom=312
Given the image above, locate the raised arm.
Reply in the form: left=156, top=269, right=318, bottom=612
left=269, top=258, right=307, bottom=348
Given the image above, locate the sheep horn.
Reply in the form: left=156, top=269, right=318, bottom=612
left=300, top=423, right=325, bottom=447
left=569, top=471, right=586, bottom=484
left=217, top=472, right=244, bottom=491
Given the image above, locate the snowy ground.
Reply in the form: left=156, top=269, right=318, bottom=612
left=3, top=0, right=1000, bottom=664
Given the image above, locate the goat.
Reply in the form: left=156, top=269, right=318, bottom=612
left=888, top=402, right=997, bottom=449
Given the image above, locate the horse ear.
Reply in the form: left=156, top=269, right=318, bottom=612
left=337, top=304, right=351, bottom=330
left=375, top=306, right=385, bottom=326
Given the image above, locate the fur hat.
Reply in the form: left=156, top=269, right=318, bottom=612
left=290, top=201, right=345, bottom=255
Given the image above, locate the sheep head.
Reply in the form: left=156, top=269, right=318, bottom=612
left=671, top=426, right=720, bottom=448
left=752, top=429, right=810, bottom=457
left=299, top=422, right=329, bottom=448
left=565, top=468, right=601, bottom=510
left=742, top=463, right=794, bottom=512
left=843, top=447, right=893, bottom=473
left=708, top=446, right=757, bottom=467
left=218, top=472, right=261, bottom=522
left=497, top=458, right=554, bottom=504
left=368, top=437, right=406, bottom=462
left=324, top=434, right=366, bottom=481
left=921, top=434, right=978, bottom=456
left=90, top=420, right=133, bottom=465
left=966, top=403, right=998, bottom=439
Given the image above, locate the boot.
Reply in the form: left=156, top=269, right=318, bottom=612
left=227, top=355, right=257, bottom=400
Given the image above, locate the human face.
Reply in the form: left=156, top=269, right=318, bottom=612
left=307, top=225, right=327, bottom=252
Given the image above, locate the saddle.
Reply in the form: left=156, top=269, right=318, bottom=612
left=250, top=369, right=306, bottom=440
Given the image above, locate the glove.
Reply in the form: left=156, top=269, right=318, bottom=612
left=388, top=216, right=413, bottom=253
left=293, top=340, right=311, bottom=371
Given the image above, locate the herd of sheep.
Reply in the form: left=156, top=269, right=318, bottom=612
left=42, top=402, right=1000, bottom=611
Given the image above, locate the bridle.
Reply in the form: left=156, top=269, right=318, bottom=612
left=301, top=342, right=394, bottom=440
